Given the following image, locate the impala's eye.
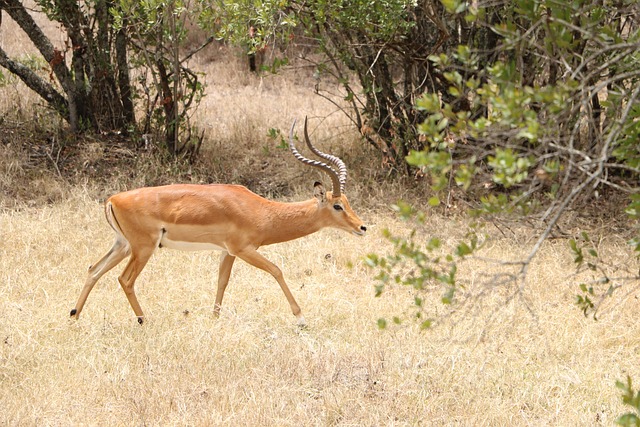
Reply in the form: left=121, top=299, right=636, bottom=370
left=333, top=204, right=344, bottom=211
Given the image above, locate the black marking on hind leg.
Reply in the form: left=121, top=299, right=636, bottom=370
left=70, top=309, right=77, bottom=316
left=159, top=227, right=166, bottom=248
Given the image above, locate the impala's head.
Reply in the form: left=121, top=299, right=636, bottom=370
left=312, top=181, right=366, bottom=236
left=290, top=118, right=367, bottom=237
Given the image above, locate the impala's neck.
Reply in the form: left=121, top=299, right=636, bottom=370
left=260, top=198, right=324, bottom=246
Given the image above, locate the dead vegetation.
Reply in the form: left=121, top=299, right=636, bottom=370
left=1, top=190, right=639, bottom=425
left=1, top=8, right=640, bottom=427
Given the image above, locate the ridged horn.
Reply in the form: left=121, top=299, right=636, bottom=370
left=289, top=118, right=344, bottom=198
left=302, top=116, right=347, bottom=196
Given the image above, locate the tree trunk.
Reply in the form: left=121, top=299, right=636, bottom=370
left=156, top=58, right=177, bottom=155
left=0, top=0, right=135, bottom=134
left=0, top=47, right=68, bottom=117
left=116, top=22, right=135, bottom=127
left=0, top=0, right=80, bottom=129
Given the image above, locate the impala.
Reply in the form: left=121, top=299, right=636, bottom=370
left=70, top=117, right=367, bottom=326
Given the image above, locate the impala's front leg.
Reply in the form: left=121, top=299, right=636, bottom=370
left=236, top=248, right=306, bottom=327
left=214, top=251, right=236, bottom=317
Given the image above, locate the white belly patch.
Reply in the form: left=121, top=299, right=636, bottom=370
left=159, top=236, right=225, bottom=252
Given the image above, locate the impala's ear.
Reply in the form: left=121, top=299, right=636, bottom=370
left=313, top=181, right=326, bottom=202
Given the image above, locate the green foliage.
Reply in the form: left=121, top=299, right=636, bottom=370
left=569, top=232, right=598, bottom=268
left=575, top=283, right=595, bottom=318
left=569, top=232, right=629, bottom=319
left=616, top=376, right=640, bottom=427
left=201, top=0, right=439, bottom=166
left=205, top=0, right=296, bottom=51
left=626, top=194, right=640, bottom=221
left=406, top=149, right=451, bottom=191
left=111, top=0, right=208, bottom=158
left=266, top=126, right=288, bottom=151
left=3, top=1, right=135, bottom=131
left=14, top=54, right=48, bottom=74
left=2, top=0, right=214, bottom=147
left=365, top=203, right=485, bottom=329
left=487, top=148, right=533, bottom=189
left=440, top=0, right=466, bottom=14
left=413, top=0, right=640, bottom=215
left=302, top=0, right=415, bottom=40
left=18, top=0, right=640, bottom=326
left=368, top=0, right=640, bottom=326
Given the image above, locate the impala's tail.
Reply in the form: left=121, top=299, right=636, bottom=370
left=105, top=201, right=127, bottom=241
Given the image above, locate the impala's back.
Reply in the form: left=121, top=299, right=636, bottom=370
left=71, top=117, right=366, bottom=325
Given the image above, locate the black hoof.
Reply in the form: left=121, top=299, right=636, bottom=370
left=70, top=309, right=77, bottom=317
left=137, top=317, right=144, bottom=325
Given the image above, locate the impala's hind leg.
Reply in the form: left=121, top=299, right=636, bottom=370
left=71, top=237, right=130, bottom=319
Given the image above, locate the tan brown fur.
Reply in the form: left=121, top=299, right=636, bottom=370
left=71, top=159, right=365, bottom=326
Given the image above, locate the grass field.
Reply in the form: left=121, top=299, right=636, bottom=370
left=2, top=5, right=640, bottom=426
left=1, top=190, right=639, bottom=425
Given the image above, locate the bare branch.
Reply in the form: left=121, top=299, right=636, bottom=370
left=0, top=46, right=68, bottom=119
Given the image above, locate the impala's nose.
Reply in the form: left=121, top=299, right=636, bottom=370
left=353, top=225, right=366, bottom=236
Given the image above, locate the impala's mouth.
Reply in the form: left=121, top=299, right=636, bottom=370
left=352, top=226, right=367, bottom=236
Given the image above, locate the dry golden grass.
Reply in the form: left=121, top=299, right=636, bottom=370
left=2, top=5, right=640, bottom=426
left=1, top=191, right=640, bottom=426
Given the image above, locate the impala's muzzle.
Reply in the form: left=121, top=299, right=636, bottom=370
left=353, top=224, right=367, bottom=236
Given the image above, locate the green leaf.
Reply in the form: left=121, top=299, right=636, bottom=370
left=405, top=150, right=429, bottom=167
left=440, top=0, right=466, bottom=14
left=377, top=318, right=388, bottom=329
left=441, top=287, right=455, bottom=304
left=455, top=242, right=472, bottom=257
left=615, top=413, right=640, bottom=427
left=416, top=93, right=441, bottom=112
left=420, top=319, right=433, bottom=329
